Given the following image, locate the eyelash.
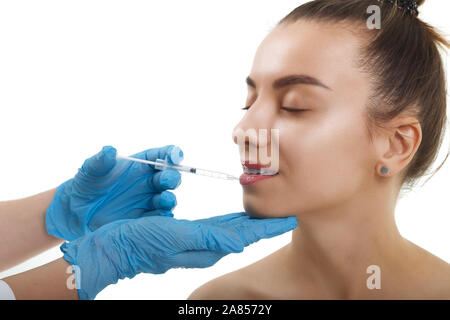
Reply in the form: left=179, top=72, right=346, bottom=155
left=241, top=106, right=306, bottom=113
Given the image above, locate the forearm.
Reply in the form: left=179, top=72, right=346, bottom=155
left=0, top=188, right=63, bottom=271
left=2, top=258, right=79, bottom=300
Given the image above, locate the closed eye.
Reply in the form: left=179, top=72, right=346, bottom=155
left=280, top=107, right=307, bottom=112
left=241, top=106, right=307, bottom=112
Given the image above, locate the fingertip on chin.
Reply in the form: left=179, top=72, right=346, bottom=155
left=286, top=216, right=299, bottom=228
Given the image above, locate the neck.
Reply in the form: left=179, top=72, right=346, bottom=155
left=288, top=182, right=412, bottom=298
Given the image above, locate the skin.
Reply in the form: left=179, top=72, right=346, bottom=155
left=0, top=188, right=62, bottom=271
left=4, top=258, right=79, bottom=300
left=0, top=188, right=79, bottom=299
left=188, top=20, right=450, bottom=300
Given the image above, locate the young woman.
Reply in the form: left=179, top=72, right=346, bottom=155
left=188, top=0, right=450, bottom=299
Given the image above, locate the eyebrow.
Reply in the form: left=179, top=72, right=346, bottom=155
left=246, top=74, right=332, bottom=91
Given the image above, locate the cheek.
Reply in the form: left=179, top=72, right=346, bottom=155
left=283, top=112, right=371, bottom=210
left=240, top=111, right=373, bottom=218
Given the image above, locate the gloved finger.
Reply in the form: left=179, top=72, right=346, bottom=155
left=194, top=212, right=247, bottom=226
left=170, top=250, right=228, bottom=269
left=224, top=216, right=298, bottom=247
left=142, top=145, right=184, bottom=165
left=186, top=224, right=245, bottom=253
left=141, top=209, right=174, bottom=218
left=88, top=194, right=158, bottom=226
left=150, top=169, right=182, bottom=191
left=81, top=146, right=117, bottom=177
left=148, top=191, right=177, bottom=211
left=192, top=216, right=297, bottom=253
left=153, top=217, right=242, bottom=253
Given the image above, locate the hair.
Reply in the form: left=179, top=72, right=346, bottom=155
left=277, top=0, right=449, bottom=194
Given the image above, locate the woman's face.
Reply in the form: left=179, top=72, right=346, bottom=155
left=232, top=20, right=377, bottom=218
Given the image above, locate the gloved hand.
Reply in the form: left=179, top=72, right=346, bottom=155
left=60, top=211, right=298, bottom=300
left=46, top=145, right=183, bottom=241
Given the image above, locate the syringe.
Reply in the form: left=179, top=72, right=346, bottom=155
left=116, top=154, right=239, bottom=181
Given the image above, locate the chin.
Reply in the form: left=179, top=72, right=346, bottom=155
left=243, top=197, right=291, bottom=218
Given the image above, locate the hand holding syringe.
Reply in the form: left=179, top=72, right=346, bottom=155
left=42, top=145, right=298, bottom=300
left=116, top=154, right=239, bottom=181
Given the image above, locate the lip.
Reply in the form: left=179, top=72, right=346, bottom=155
left=239, top=173, right=278, bottom=185
left=241, top=160, right=278, bottom=176
left=242, top=161, right=272, bottom=170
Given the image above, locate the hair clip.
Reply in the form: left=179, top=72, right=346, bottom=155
left=376, top=0, right=419, bottom=17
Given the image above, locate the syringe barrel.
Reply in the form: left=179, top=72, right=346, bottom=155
left=194, top=168, right=236, bottom=180
left=153, top=158, right=237, bottom=180
left=154, top=158, right=194, bottom=173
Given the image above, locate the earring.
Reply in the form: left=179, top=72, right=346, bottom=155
left=381, top=166, right=389, bottom=175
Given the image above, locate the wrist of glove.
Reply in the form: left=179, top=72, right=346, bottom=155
left=61, top=219, right=135, bottom=300
left=46, top=179, right=87, bottom=241
left=60, top=213, right=298, bottom=300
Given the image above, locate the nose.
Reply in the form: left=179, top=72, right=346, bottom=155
left=231, top=101, right=277, bottom=163
left=232, top=98, right=277, bottom=143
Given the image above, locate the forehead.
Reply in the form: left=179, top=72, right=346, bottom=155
left=250, top=20, right=364, bottom=89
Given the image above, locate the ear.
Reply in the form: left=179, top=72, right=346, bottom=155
left=376, top=116, right=422, bottom=177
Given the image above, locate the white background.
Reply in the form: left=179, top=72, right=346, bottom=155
left=0, top=1, right=449, bottom=299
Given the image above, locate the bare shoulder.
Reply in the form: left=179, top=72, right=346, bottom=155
left=429, top=257, right=450, bottom=298
left=406, top=240, right=450, bottom=299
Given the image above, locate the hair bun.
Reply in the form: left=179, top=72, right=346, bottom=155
left=416, top=0, right=425, bottom=7
left=388, top=0, right=421, bottom=16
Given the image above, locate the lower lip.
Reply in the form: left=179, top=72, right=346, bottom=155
left=239, top=173, right=278, bottom=185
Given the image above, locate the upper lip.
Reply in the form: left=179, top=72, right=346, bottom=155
left=242, top=161, right=272, bottom=170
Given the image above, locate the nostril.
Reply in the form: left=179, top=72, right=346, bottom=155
left=232, top=128, right=244, bottom=145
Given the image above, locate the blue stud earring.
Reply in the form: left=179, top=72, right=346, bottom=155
left=381, top=166, right=389, bottom=175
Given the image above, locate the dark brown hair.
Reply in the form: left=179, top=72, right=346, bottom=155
left=277, top=0, right=449, bottom=193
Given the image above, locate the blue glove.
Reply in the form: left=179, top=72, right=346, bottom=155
left=60, top=212, right=298, bottom=300
left=46, top=145, right=183, bottom=241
